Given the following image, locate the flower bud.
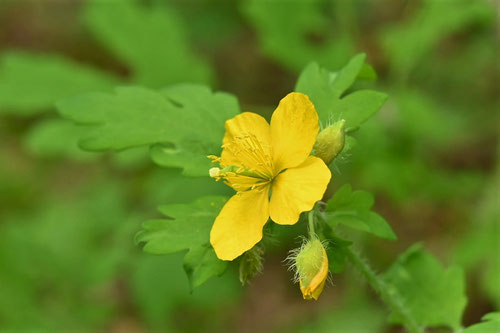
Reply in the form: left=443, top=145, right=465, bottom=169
left=314, top=120, right=346, bottom=165
left=295, top=238, right=329, bottom=300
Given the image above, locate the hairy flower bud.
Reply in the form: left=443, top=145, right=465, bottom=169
left=314, top=120, right=346, bottom=165
left=294, top=238, right=329, bottom=300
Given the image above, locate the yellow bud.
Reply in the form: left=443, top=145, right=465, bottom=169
left=314, top=120, right=346, bottom=165
left=295, top=238, right=329, bottom=300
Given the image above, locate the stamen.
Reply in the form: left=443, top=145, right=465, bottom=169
left=223, top=133, right=274, bottom=179
left=209, top=167, right=220, bottom=178
left=208, top=132, right=275, bottom=193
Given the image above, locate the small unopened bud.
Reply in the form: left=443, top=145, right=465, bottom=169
left=314, top=120, right=346, bottom=165
left=295, top=238, right=329, bottom=300
left=209, top=167, right=220, bottom=178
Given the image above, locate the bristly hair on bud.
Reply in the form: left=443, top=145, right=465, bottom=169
left=285, top=237, right=330, bottom=300
left=313, top=119, right=346, bottom=165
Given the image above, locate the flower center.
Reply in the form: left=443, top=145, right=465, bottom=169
left=209, top=133, right=274, bottom=192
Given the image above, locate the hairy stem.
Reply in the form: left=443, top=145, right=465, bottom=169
left=345, top=247, right=423, bottom=333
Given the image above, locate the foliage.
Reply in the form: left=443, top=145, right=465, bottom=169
left=136, top=196, right=228, bottom=290
left=0, top=0, right=498, bottom=331
left=0, top=52, right=117, bottom=115
left=242, top=0, right=354, bottom=72
left=324, top=184, right=396, bottom=240
left=58, top=84, right=239, bottom=176
left=84, top=0, right=212, bottom=87
left=295, top=54, right=386, bottom=130
left=383, top=244, right=467, bottom=330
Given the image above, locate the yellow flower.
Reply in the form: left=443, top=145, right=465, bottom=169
left=209, top=92, right=331, bottom=261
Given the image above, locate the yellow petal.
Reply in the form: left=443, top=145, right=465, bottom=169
left=270, top=92, right=319, bottom=172
left=270, top=156, right=331, bottom=225
left=220, top=112, right=272, bottom=172
left=210, top=186, right=270, bottom=261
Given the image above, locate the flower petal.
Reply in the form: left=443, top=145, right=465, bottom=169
left=270, top=156, right=331, bottom=225
left=220, top=112, right=272, bottom=171
left=270, top=92, right=319, bottom=172
left=210, top=186, right=270, bottom=260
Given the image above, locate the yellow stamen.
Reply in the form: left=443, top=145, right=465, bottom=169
left=209, top=167, right=221, bottom=178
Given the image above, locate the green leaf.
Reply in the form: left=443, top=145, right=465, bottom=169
left=295, top=54, right=387, bottom=127
left=381, top=0, right=494, bottom=76
left=84, top=0, right=212, bottom=88
left=323, top=230, right=352, bottom=274
left=136, top=196, right=228, bottom=289
left=324, top=184, right=396, bottom=240
left=453, top=166, right=500, bottom=308
left=335, top=90, right=388, bottom=130
left=242, top=0, right=354, bottom=72
left=24, top=119, right=96, bottom=161
left=328, top=54, right=366, bottom=98
left=151, top=84, right=240, bottom=176
left=383, top=244, right=467, bottom=330
left=357, top=63, right=378, bottom=81
left=183, top=244, right=227, bottom=290
left=463, top=312, right=500, bottom=333
left=58, top=84, right=240, bottom=176
left=58, top=86, right=174, bottom=150
left=0, top=52, right=117, bottom=115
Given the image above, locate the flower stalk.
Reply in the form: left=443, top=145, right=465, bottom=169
left=345, top=247, right=423, bottom=333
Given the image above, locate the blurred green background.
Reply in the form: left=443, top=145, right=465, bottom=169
left=0, top=0, right=498, bottom=332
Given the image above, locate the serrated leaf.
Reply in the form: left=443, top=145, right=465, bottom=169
left=84, top=0, right=212, bottom=88
left=383, top=244, right=467, bottom=330
left=295, top=54, right=387, bottom=127
left=0, top=52, right=117, bottom=115
left=58, top=84, right=240, bottom=176
left=136, top=196, right=228, bottom=288
left=324, top=184, right=396, bottom=240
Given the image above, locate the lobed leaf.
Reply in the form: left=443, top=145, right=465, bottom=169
left=136, top=196, right=229, bottom=289
left=0, top=52, right=118, bottom=115
left=84, top=0, right=212, bottom=88
left=383, top=244, right=467, bottom=330
left=324, top=184, right=396, bottom=240
left=295, top=54, right=387, bottom=129
left=24, top=119, right=96, bottom=161
left=323, top=231, right=352, bottom=274
left=58, top=84, right=240, bottom=176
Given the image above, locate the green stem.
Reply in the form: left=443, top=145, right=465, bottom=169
left=308, top=210, right=316, bottom=238
left=345, top=247, right=423, bottom=333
